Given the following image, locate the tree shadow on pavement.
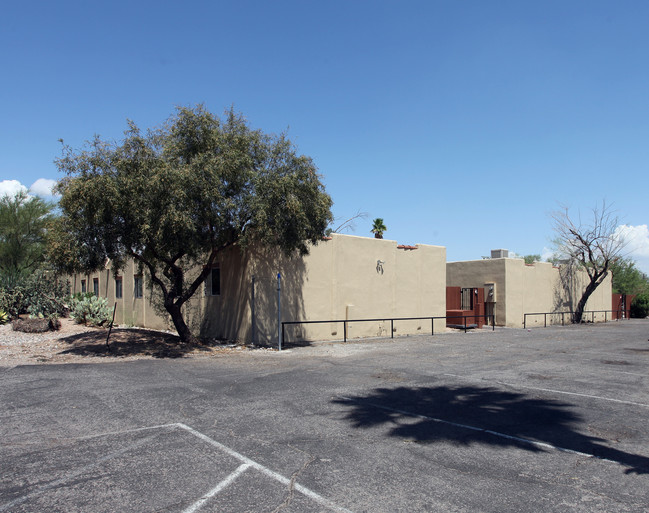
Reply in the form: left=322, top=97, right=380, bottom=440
left=57, top=328, right=216, bottom=358
left=333, top=385, right=649, bottom=475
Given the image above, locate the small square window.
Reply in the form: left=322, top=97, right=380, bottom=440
left=134, top=276, right=143, bottom=299
left=115, top=277, right=123, bottom=299
left=205, top=264, right=220, bottom=296
left=93, top=278, right=99, bottom=296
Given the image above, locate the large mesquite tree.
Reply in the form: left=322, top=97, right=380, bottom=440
left=52, top=106, right=333, bottom=343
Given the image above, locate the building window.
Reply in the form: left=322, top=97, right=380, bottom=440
left=93, top=278, right=99, bottom=296
left=115, top=277, right=123, bottom=299
left=205, top=264, right=220, bottom=296
left=134, top=275, right=143, bottom=299
left=81, top=280, right=86, bottom=293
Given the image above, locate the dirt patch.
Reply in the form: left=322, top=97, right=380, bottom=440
left=0, top=318, right=255, bottom=367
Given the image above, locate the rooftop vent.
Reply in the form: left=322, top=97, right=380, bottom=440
left=491, top=249, right=509, bottom=259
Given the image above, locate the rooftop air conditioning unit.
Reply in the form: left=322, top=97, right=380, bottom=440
left=491, top=249, right=509, bottom=259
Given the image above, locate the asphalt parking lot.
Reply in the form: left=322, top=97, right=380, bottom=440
left=1, top=319, right=648, bottom=512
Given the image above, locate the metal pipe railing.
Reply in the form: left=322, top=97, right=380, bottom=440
left=523, top=309, right=624, bottom=329
left=281, top=314, right=495, bottom=349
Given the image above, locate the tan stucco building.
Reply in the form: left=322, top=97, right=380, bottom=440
left=70, top=238, right=614, bottom=342
left=447, top=256, right=612, bottom=328
left=70, top=234, right=448, bottom=344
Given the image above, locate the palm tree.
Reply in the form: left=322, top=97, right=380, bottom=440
left=371, top=218, right=387, bottom=239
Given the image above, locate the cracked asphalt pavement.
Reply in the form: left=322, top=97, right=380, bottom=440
left=1, top=319, right=648, bottom=512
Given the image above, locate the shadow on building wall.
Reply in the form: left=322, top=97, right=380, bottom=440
left=192, top=245, right=309, bottom=347
left=553, top=262, right=576, bottom=314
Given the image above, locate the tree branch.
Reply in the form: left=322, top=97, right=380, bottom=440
left=130, top=251, right=169, bottom=300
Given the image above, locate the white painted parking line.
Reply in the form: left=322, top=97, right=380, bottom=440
left=339, top=397, right=616, bottom=464
left=504, top=383, right=649, bottom=408
left=176, top=423, right=354, bottom=513
left=0, top=423, right=354, bottom=513
left=442, top=373, right=649, bottom=408
left=596, top=369, right=648, bottom=377
left=183, top=463, right=252, bottom=513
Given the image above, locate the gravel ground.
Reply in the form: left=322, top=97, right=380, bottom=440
left=0, top=318, right=478, bottom=368
left=0, top=319, right=95, bottom=366
left=0, top=318, right=253, bottom=367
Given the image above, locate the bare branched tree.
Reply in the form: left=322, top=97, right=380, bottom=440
left=551, top=201, right=627, bottom=323
left=327, top=210, right=368, bottom=235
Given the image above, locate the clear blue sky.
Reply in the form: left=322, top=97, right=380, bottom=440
left=1, top=0, right=648, bottom=271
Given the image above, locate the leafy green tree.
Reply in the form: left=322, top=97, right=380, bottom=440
left=523, top=254, right=542, bottom=264
left=371, top=218, right=387, bottom=239
left=0, top=191, right=55, bottom=278
left=52, top=105, right=333, bottom=343
left=609, top=257, right=649, bottom=295
left=630, top=293, right=649, bottom=318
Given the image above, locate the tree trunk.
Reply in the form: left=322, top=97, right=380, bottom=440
left=573, top=279, right=599, bottom=324
left=166, top=303, right=198, bottom=344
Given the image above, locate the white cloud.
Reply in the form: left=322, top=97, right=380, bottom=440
left=616, top=224, right=649, bottom=274
left=0, top=180, right=28, bottom=198
left=29, top=178, right=58, bottom=198
left=0, top=179, right=60, bottom=200
left=541, top=246, right=555, bottom=262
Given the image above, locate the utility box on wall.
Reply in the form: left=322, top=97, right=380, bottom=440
left=484, top=283, right=496, bottom=302
left=483, top=282, right=496, bottom=326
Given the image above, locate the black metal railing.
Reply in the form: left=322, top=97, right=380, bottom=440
left=281, top=314, right=495, bottom=348
left=523, top=309, right=626, bottom=329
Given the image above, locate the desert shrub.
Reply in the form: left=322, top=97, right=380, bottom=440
left=69, top=291, right=95, bottom=302
left=0, top=286, right=26, bottom=319
left=69, top=295, right=112, bottom=326
left=12, top=317, right=61, bottom=333
left=0, top=271, right=68, bottom=319
left=630, top=293, right=649, bottom=319
left=0, top=310, right=8, bottom=325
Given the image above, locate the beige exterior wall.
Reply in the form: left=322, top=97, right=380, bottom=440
left=69, top=260, right=173, bottom=331
left=70, top=234, right=447, bottom=344
left=289, top=235, right=447, bottom=342
left=447, top=258, right=613, bottom=328
left=201, top=234, right=447, bottom=344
